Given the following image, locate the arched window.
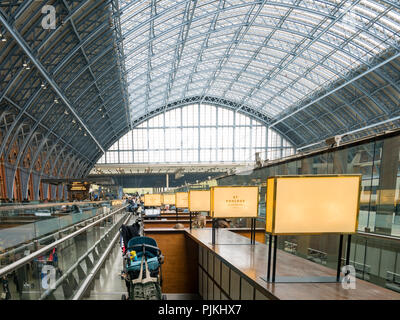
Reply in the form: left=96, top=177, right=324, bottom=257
left=97, top=104, right=294, bottom=164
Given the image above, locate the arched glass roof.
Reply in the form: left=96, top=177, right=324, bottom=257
left=120, top=0, right=400, bottom=125
left=1, top=0, right=400, bottom=184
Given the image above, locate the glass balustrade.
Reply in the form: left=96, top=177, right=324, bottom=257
left=216, top=132, right=400, bottom=292
left=0, top=201, right=124, bottom=267
left=0, top=205, right=128, bottom=300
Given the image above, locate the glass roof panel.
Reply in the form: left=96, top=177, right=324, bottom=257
left=120, top=0, right=400, bottom=121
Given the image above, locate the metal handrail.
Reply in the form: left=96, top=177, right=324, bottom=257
left=72, top=212, right=132, bottom=300
left=0, top=206, right=122, bottom=260
left=0, top=200, right=110, bottom=212
left=356, top=231, right=400, bottom=242
left=41, top=211, right=132, bottom=300
left=0, top=205, right=128, bottom=278
left=1, top=210, right=101, bottom=258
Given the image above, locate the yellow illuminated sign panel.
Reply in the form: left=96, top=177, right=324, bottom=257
left=266, top=175, right=361, bottom=235
left=144, top=194, right=162, bottom=206
left=111, top=200, right=123, bottom=206
left=189, top=190, right=210, bottom=212
left=210, top=186, right=259, bottom=218
left=175, top=192, right=189, bottom=208
left=359, top=191, right=371, bottom=205
left=162, top=194, right=175, bottom=205
left=266, top=178, right=275, bottom=234
left=377, top=189, right=396, bottom=205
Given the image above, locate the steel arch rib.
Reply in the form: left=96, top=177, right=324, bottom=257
left=2, top=96, right=92, bottom=163
left=0, top=8, right=105, bottom=153
left=270, top=51, right=400, bottom=128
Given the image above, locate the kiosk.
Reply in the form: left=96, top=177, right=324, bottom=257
left=175, top=192, right=189, bottom=220
left=188, top=190, right=210, bottom=230
left=144, top=194, right=162, bottom=218
left=161, top=194, right=175, bottom=214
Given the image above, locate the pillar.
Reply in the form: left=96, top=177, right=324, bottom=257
left=299, top=157, right=312, bottom=175
left=333, top=149, right=348, bottom=174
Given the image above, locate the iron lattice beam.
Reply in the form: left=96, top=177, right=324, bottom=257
left=0, top=8, right=105, bottom=153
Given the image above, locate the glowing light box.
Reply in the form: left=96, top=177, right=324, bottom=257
left=265, top=175, right=361, bottom=235
left=189, top=190, right=210, bottom=212
left=210, top=186, right=259, bottom=218
left=144, top=194, right=162, bottom=207
left=175, top=192, right=189, bottom=208
left=162, top=194, right=175, bottom=205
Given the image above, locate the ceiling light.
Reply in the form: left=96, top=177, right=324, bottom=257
left=23, top=60, right=30, bottom=70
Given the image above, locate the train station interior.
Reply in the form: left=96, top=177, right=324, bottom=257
left=1, top=0, right=400, bottom=303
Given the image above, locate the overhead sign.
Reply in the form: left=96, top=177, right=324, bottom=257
left=162, top=194, right=176, bottom=205
left=189, top=190, right=210, bottom=212
left=210, top=186, right=259, bottom=218
left=266, top=175, right=361, bottom=235
left=144, top=194, right=162, bottom=207
left=175, top=192, right=189, bottom=208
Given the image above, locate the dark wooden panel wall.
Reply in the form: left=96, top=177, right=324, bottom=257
left=143, top=230, right=199, bottom=294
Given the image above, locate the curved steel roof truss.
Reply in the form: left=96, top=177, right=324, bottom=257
left=1, top=0, right=400, bottom=193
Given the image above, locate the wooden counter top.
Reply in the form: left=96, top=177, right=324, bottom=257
left=143, top=220, right=213, bottom=229
left=144, top=219, right=212, bottom=223
left=144, top=215, right=210, bottom=219
left=185, top=228, right=400, bottom=300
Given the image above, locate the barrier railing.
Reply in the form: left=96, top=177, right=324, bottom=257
left=0, top=207, right=115, bottom=267
left=0, top=201, right=113, bottom=254
left=0, top=203, right=125, bottom=265
left=0, top=205, right=128, bottom=300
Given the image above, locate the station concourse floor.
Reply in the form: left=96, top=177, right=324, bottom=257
left=83, top=215, right=199, bottom=300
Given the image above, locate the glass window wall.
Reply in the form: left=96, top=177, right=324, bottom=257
left=97, top=104, right=294, bottom=164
